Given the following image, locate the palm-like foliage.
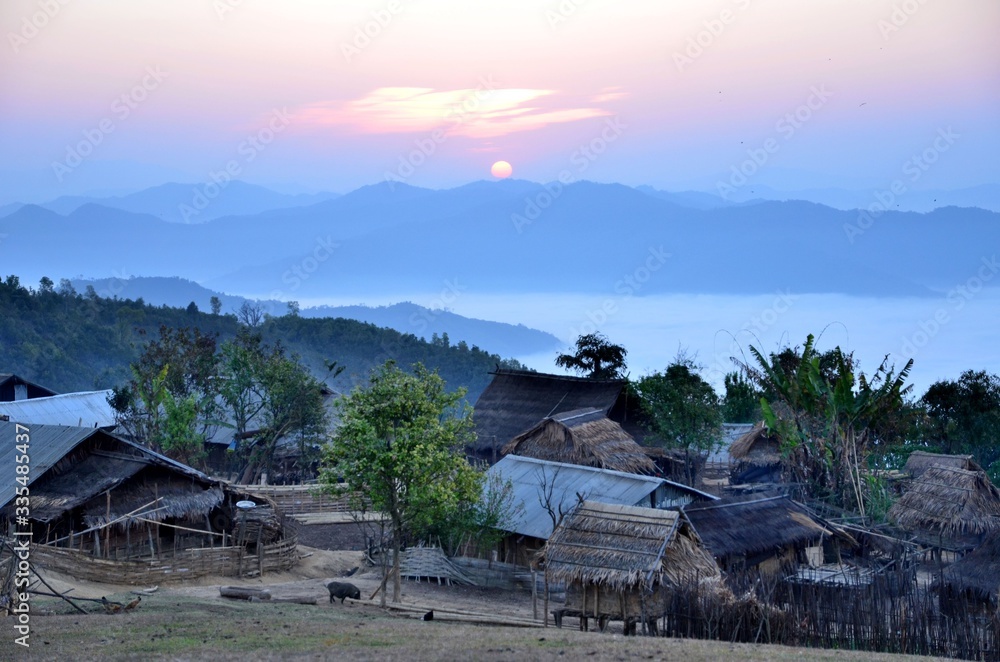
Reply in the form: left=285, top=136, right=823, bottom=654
left=745, top=334, right=914, bottom=516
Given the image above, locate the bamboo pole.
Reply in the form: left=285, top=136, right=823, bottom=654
left=105, top=491, right=111, bottom=558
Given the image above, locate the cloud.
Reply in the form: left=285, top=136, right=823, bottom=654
left=292, top=86, right=613, bottom=138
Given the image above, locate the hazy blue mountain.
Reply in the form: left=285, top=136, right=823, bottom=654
left=3, top=181, right=998, bottom=300
left=301, top=302, right=561, bottom=357
left=69, top=276, right=561, bottom=358
left=14, top=181, right=341, bottom=223
left=709, top=183, right=1000, bottom=213
left=635, top=185, right=735, bottom=210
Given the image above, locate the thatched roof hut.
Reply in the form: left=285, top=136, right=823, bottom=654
left=903, top=450, right=982, bottom=478
left=887, top=465, right=1000, bottom=547
left=939, top=531, right=1000, bottom=608
left=501, top=408, right=655, bottom=475
left=727, top=424, right=784, bottom=484
left=545, top=501, right=719, bottom=591
left=684, top=495, right=847, bottom=572
left=471, top=370, right=627, bottom=462
left=0, top=421, right=286, bottom=558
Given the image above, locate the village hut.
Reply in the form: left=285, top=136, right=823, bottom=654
left=938, top=531, right=1000, bottom=614
left=902, top=450, right=982, bottom=478
left=0, top=421, right=296, bottom=584
left=542, top=500, right=720, bottom=634
left=0, top=389, right=116, bottom=429
left=471, top=369, right=629, bottom=463
left=501, top=408, right=655, bottom=475
left=727, top=423, right=785, bottom=486
left=683, top=494, right=848, bottom=576
left=887, top=465, right=1000, bottom=552
left=0, top=373, right=58, bottom=401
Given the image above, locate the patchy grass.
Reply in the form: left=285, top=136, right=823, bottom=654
left=10, top=591, right=949, bottom=661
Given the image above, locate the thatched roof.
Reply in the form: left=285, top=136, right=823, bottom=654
left=82, top=479, right=225, bottom=529
left=543, top=501, right=719, bottom=591
left=683, top=495, right=839, bottom=560
left=903, top=451, right=982, bottom=478
left=501, top=408, right=655, bottom=475
left=471, top=370, right=626, bottom=457
left=888, top=465, right=1000, bottom=537
left=728, top=423, right=781, bottom=467
left=940, top=531, right=1000, bottom=604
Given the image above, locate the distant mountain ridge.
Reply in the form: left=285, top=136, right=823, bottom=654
left=70, top=276, right=562, bottom=359
left=0, top=181, right=340, bottom=223
left=3, top=180, right=998, bottom=302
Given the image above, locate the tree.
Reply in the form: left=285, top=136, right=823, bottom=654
left=38, top=276, right=54, bottom=294
left=320, top=361, right=479, bottom=604
left=237, top=301, right=265, bottom=327
left=743, top=335, right=914, bottom=516
left=186, top=301, right=199, bottom=315
left=722, top=371, right=760, bottom=423
left=555, top=333, right=627, bottom=379
left=210, top=296, right=222, bottom=315
left=634, top=356, right=723, bottom=484
left=921, top=370, right=1000, bottom=469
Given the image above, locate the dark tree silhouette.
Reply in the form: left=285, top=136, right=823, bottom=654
left=555, top=333, right=628, bottom=379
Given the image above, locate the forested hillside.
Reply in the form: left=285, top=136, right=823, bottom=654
left=0, top=275, right=524, bottom=401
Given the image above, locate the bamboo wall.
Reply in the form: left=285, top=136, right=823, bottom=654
left=238, top=484, right=353, bottom=515
left=31, top=534, right=298, bottom=585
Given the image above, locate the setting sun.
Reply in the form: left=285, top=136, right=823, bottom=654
left=490, top=160, right=513, bottom=179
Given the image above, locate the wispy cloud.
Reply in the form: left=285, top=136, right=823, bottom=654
left=292, top=86, right=612, bottom=138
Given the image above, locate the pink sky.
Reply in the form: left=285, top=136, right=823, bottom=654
left=0, top=0, right=997, bottom=200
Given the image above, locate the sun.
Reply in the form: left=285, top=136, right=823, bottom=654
left=490, top=160, right=513, bottom=179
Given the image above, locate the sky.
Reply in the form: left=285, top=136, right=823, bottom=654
left=1, top=0, right=998, bottom=203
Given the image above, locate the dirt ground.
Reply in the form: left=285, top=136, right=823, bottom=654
left=5, top=543, right=950, bottom=661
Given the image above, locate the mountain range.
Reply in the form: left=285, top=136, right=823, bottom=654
left=70, top=276, right=562, bottom=358
left=2, top=179, right=998, bottom=305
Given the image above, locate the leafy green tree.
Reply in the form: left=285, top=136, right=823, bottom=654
left=320, top=361, right=479, bottom=604
left=722, top=371, right=760, bottom=423
left=160, top=391, right=207, bottom=466
left=210, top=296, right=222, bottom=315
left=555, top=333, right=627, bottom=379
left=746, top=335, right=914, bottom=516
left=634, top=356, right=723, bottom=484
left=921, top=370, right=1000, bottom=469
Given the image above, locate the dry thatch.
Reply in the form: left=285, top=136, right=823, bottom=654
left=543, top=501, right=719, bottom=592
left=940, top=531, right=1000, bottom=605
left=683, top=495, right=840, bottom=561
left=888, top=465, right=1000, bottom=537
left=903, top=450, right=982, bottom=478
left=501, top=408, right=655, bottom=475
left=81, top=479, right=225, bottom=529
left=471, top=370, right=625, bottom=458
left=728, top=423, right=781, bottom=467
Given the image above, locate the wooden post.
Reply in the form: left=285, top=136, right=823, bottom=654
left=105, top=491, right=111, bottom=558
left=544, top=568, right=550, bottom=627
left=582, top=581, right=588, bottom=631
left=532, top=570, right=538, bottom=620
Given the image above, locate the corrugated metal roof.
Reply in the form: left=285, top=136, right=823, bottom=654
left=707, top=423, right=757, bottom=464
left=0, top=390, right=116, bottom=428
left=487, top=455, right=714, bottom=540
left=0, top=422, right=99, bottom=508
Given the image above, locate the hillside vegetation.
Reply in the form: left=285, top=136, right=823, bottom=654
left=0, top=275, right=524, bottom=401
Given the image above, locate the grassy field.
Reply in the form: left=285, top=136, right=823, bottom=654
left=5, top=590, right=949, bottom=661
